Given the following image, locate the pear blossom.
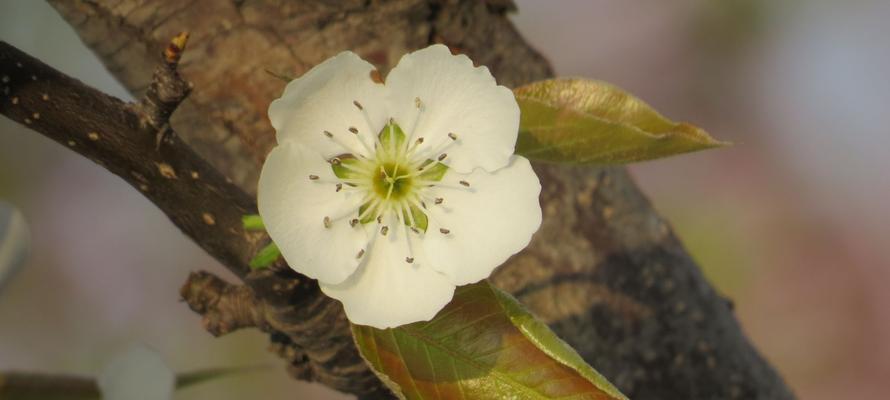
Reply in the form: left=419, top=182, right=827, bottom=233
left=259, top=45, right=542, bottom=328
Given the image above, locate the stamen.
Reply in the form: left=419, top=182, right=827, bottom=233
left=438, top=153, right=447, bottom=161
left=434, top=197, right=444, bottom=204
left=349, top=127, right=359, bottom=134
left=353, top=100, right=364, bottom=110
left=356, top=249, right=365, bottom=259
left=358, top=200, right=382, bottom=222
left=448, top=132, right=458, bottom=140
left=309, top=174, right=319, bottom=180
left=459, top=180, right=470, bottom=187
left=335, top=183, right=343, bottom=192
left=377, top=215, right=383, bottom=224
left=405, top=97, right=426, bottom=153
left=406, top=257, right=414, bottom=263
left=439, top=228, right=450, bottom=234
left=330, top=157, right=341, bottom=165
left=324, top=130, right=369, bottom=159
left=350, top=218, right=359, bottom=227
left=380, top=225, right=389, bottom=235
left=323, top=216, right=332, bottom=228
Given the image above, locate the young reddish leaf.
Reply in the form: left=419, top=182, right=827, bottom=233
left=514, top=78, right=727, bottom=164
left=351, top=281, right=627, bottom=400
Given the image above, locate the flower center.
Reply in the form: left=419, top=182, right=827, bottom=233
left=308, top=98, right=469, bottom=264
left=373, top=162, right=414, bottom=201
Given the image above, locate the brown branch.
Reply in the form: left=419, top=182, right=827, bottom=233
left=0, top=371, right=99, bottom=400
left=0, top=40, right=389, bottom=399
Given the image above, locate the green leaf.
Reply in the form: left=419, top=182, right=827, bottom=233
left=249, top=242, right=280, bottom=270
left=241, top=214, right=265, bottom=231
left=351, top=281, right=627, bottom=400
left=514, top=78, right=728, bottom=164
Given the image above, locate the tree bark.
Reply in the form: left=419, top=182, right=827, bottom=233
left=2, top=1, right=794, bottom=398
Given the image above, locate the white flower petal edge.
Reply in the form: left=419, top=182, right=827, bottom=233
left=320, top=213, right=455, bottom=329
left=423, top=156, right=542, bottom=285
left=98, top=344, right=174, bottom=400
left=258, top=142, right=369, bottom=284
left=270, top=51, right=389, bottom=159
left=386, top=44, right=520, bottom=174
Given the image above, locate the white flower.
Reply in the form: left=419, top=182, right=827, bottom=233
left=98, top=344, right=174, bottom=400
left=259, top=45, right=542, bottom=328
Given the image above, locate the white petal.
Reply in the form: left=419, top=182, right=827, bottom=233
left=320, top=216, right=455, bottom=329
left=386, top=44, right=520, bottom=173
left=423, top=156, right=541, bottom=286
left=0, top=201, right=29, bottom=291
left=269, top=51, right=388, bottom=159
left=98, top=344, right=174, bottom=400
left=258, top=142, right=368, bottom=285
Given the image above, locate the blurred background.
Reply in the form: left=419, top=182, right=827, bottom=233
left=2, top=0, right=889, bottom=398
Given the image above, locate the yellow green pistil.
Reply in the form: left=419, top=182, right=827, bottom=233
left=309, top=98, right=463, bottom=264
left=373, top=162, right=414, bottom=200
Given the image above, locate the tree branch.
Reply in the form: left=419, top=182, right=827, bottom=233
left=0, top=39, right=389, bottom=398
left=0, top=371, right=99, bottom=400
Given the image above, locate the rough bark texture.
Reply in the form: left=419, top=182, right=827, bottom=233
left=2, top=0, right=795, bottom=399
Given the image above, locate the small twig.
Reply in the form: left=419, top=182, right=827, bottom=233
left=135, top=31, right=193, bottom=149
left=180, top=270, right=266, bottom=336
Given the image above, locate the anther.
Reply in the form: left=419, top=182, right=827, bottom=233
left=421, top=201, right=427, bottom=209
left=406, top=257, right=414, bottom=263
left=438, top=153, right=447, bottom=161
left=323, top=130, right=333, bottom=138
left=434, top=197, right=444, bottom=204
left=335, top=183, right=343, bottom=192
left=459, top=180, right=470, bottom=187
left=415, top=137, right=424, bottom=145
left=353, top=100, right=364, bottom=110
left=448, top=132, right=457, bottom=140
left=439, top=228, right=450, bottom=234
left=330, top=157, right=341, bottom=165
left=356, top=249, right=365, bottom=259
left=381, top=226, right=389, bottom=235
left=323, top=216, right=332, bottom=228
left=348, top=126, right=359, bottom=134
left=377, top=215, right=383, bottom=224
left=415, top=97, right=422, bottom=108
left=309, top=174, right=319, bottom=180
left=349, top=218, right=359, bottom=227
left=410, top=227, right=420, bottom=234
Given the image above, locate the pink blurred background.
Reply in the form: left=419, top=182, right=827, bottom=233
left=2, top=0, right=889, bottom=398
